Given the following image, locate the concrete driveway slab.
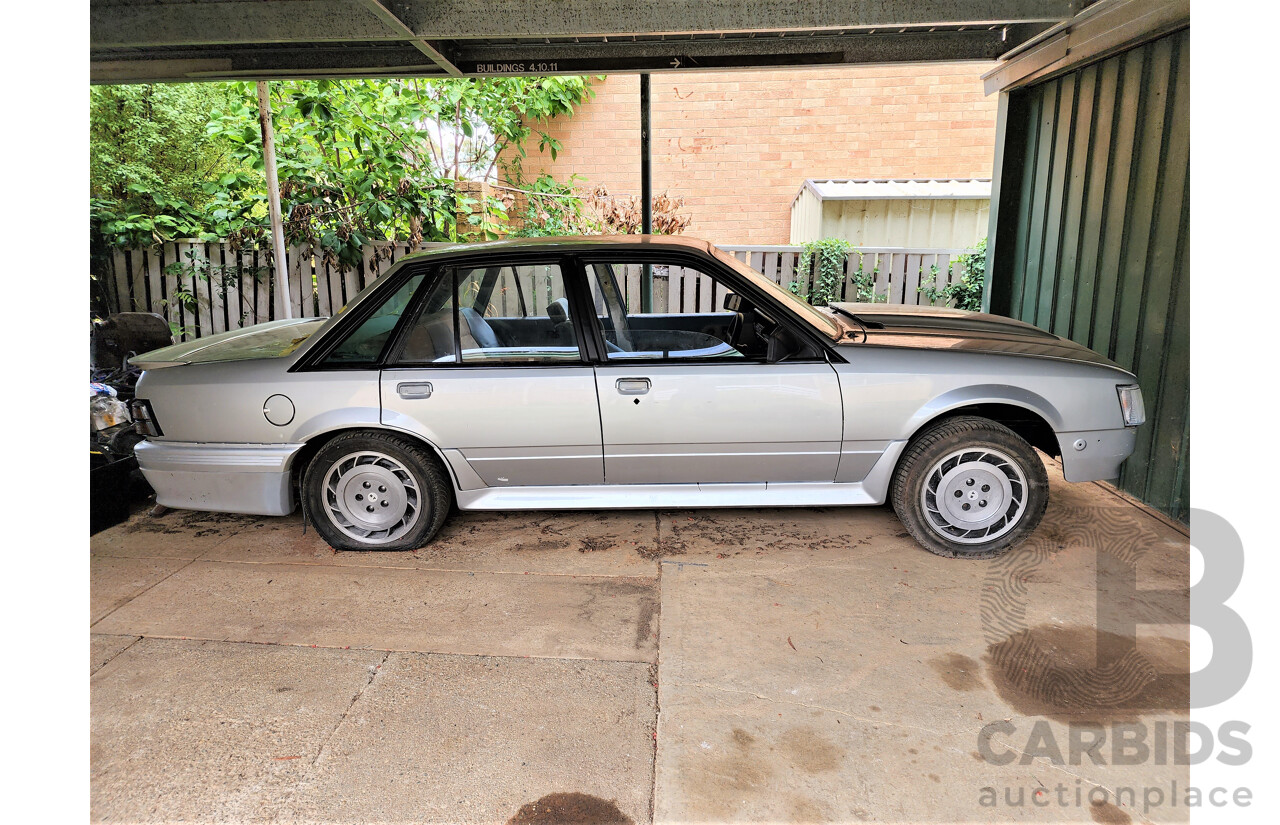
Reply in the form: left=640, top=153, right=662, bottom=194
left=91, top=508, right=259, bottom=559
left=656, top=504, right=907, bottom=560
left=90, top=463, right=1190, bottom=824
left=654, top=493, right=1191, bottom=823
left=91, top=638, right=386, bottom=823
left=90, top=634, right=139, bottom=675
left=90, top=555, right=191, bottom=624
left=203, top=509, right=660, bottom=577
left=277, top=652, right=656, bottom=824
left=93, top=560, right=659, bottom=662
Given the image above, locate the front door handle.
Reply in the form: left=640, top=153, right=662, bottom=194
left=616, top=377, right=651, bottom=396
left=396, top=381, right=433, bottom=400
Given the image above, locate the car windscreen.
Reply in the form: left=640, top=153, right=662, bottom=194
left=708, top=246, right=841, bottom=340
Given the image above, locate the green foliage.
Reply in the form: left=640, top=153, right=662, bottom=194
left=789, top=238, right=882, bottom=306
left=507, top=174, right=600, bottom=237
left=920, top=238, right=987, bottom=311
left=91, top=188, right=208, bottom=248
left=90, top=84, right=246, bottom=209
left=90, top=76, right=597, bottom=265
left=91, top=84, right=249, bottom=247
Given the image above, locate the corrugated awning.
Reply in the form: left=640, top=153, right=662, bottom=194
left=90, top=1, right=1075, bottom=83
left=798, top=178, right=993, bottom=202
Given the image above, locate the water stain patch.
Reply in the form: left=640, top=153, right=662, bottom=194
left=779, top=727, right=844, bottom=774
left=985, top=624, right=1189, bottom=724
left=1089, top=800, right=1132, bottom=824
left=787, top=795, right=828, bottom=822
left=507, top=792, right=633, bottom=825
left=929, top=652, right=983, bottom=691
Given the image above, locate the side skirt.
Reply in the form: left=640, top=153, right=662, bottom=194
left=454, top=441, right=908, bottom=511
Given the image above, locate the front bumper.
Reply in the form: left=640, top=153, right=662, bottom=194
left=1055, top=428, right=1138, bottom=483
left=134, top=440, right=304, bottom=516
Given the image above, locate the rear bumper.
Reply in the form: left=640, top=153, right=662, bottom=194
left=1055, top=427, right=1137, bottom=483
left=134, top=440, right=303, bottom=516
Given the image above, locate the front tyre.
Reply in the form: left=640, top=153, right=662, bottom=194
left=890, top=416, right=1048, bottom=559
left=303, top=431, right=451, bottom=551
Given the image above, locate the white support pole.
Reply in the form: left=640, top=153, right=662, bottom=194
left=256, top=80, right=293, bottom=319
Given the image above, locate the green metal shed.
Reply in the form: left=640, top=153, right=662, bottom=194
left=983, top=0, right=1190, bottom=521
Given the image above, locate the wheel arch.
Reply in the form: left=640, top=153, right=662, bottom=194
left=288, top=425, right=462, bottom=498
left=902, top=386, right=1063, bottom=460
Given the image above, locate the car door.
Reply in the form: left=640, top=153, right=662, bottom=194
left=379, top=258, right=604, bottom=487
left=579, top=254, right=844, bottom=484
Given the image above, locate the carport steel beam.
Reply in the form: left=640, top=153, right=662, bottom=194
left=92, top=29, right=1043, bottom=83
left=91, top=0, right=1084, bottom=82
left=93, top=1, right=1082, bottom=48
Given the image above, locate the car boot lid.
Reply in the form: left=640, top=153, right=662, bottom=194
left=129, top=317, right=327, bottom=368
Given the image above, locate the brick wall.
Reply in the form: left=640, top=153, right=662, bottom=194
left=509, top=64, right=998, bottom=245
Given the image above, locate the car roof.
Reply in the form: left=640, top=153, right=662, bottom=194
left=396, top=234, right=717, bottom=264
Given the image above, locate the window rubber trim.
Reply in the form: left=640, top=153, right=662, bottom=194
left=570, top=249, right=838, bottom=365
left=563, top=256, right=607, bottom=363
left=291, top=261, right=438, bottom=372
left=389, top=255, right=593, bottom=369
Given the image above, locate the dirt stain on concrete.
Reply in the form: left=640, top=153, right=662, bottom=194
left=779, top=727, right=844, bottom=774
left=507, top=792, right=633, bottom=825
left=1088, top=800, right=1132, bottom=824
left=120, top=510, right=254, bottom=538
left=686, top=725, right=773, bottom=816
left=634, top=593, right=659, bottom=650
left=718, top=727, right=772, bottom=791
left=985, top=624, right=1189, bottom=723
left=787, top=794, right=829, bottom=822
left=577, top=536, right=616, bottom=553
left=929, top=652, right=983, bottom=691
left=686, top=726, right=844, bottom=819
left=636, top=537, right=686, bottom=560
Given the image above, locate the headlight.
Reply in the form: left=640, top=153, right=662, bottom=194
left=1117, top=384, right=1145, bottom=427
left=128, top=398, right=164, bottom=437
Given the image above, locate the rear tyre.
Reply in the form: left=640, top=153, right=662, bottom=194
left=890, top=416, right=1048, bottom=559
left=303, top=431, right=451, bottom=551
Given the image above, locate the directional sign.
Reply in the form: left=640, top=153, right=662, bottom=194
left=457, top=51, right=843, bottom=76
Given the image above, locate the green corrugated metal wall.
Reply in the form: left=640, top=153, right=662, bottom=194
left=988, top=27, right=1189, bottom=522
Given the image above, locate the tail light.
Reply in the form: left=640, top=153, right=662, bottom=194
left=129, top=398, right=164, bottom=437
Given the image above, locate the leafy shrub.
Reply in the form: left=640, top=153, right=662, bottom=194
left=507, top=174, right=600, bottom=237
left=90, top=76, right=599, bottom=257
left=788, top=238, right=882, bottom=306
left=920, top=239, right=987, bottom=311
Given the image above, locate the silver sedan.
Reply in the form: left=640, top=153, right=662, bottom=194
left=129, top=236, right=1144, bottom=558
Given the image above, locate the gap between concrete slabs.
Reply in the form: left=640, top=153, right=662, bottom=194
left=92, top=559, right=660, bottom=663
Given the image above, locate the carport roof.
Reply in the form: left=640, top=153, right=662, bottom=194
left=90, top=0, right=1096, bottom=83
left=798, top=178, right=994, bottom=202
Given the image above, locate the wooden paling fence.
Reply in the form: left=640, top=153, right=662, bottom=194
left=100, top=240, right=973, bottom=341
left=720, top=245, right=971, bottom=307
left=100, top=240, right=446, bottom=342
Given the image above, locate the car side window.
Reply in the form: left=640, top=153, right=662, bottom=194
left=583, top=261, right=768, bottom=361
left=397, top=262, right=583, bottom=365
left=322, top=272, right=425, bottom=365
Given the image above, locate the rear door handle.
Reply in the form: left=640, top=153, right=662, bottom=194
left=616, top=377, right=651, bottom=395
left=396, top=381, right=433, bottom=399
